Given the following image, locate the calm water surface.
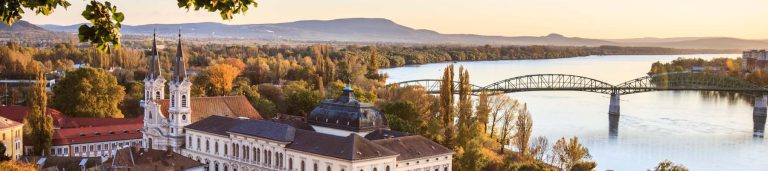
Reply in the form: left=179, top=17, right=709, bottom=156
left=381, top=54, right=767, bottom=171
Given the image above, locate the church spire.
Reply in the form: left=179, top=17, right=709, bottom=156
left=146, top=29, right=162, bottom=80
left=172, top=28, right=187, bottom=82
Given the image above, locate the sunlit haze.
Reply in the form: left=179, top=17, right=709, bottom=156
left=20, top=0, right=768, bottom=39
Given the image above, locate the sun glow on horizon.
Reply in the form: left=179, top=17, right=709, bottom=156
left=20, top=0, right=768, bottom=39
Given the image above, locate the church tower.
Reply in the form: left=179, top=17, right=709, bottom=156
left=167, top=30, right=192, bottom=152
left=143, top=30, right=166, bottom=150
left=143, top=30, right=165, bottom=103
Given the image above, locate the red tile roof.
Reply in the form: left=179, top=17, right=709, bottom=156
left=52, top=122, right=144, bottom=145
left=0, top=115, right=22, bottom=130
left=59, top=115, right=144, bottom=128
left=155, top=96, right=261, bottom=122
left=0, top=106, right=66, bottom=127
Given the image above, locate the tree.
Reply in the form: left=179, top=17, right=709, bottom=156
left=439, top=64, right=455, bottom=145
left=513, top=103, right=533, bottom=157
left=203, top=64, right=242, bottom=95
left=498, top=100, right=518, bottom=154
left=52, top=67, right=125, bottom=118
left=488, top=94, right=517, bottom=137
left=380, top=101, right=420, bottom=133
left=651, top=160, right=689, bottom=171
left=530, top=136, right=549, bottom=161
left=0, top=161, right=37, bottom=171
left=365, top=46, right=380, bottom=80
left=2, top=0, right=258, bottom=53
left=0, top=142, right=11, bottom=161
left=455, top=138, right=488, bottom=171
left=25, top=69, right=53, bottom=156
left=551, top=137, right=592, bottom=170
left=454, top=66, right=474, bottom=148
left=476, top=90, right=490, bottom=133
left=570, top=161, right=597, bottom=171
left=284, top=90, right=322, bottom=117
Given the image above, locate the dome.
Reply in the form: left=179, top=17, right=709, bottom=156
left=308, top=85, right=388, bottom=132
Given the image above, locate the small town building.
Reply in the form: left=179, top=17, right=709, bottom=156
left=742, top=50, right=768, bottom=72
left=0, top=106, right=144, bottom=158
left=0, top=115, right=22, bottom=160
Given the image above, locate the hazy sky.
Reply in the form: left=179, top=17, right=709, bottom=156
left=21, top=0, right=768, bottom=39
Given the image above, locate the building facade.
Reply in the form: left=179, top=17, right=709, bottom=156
left=181, top=88, right=453, bottom=171
left=0, top=106, right=144, bottom=158
left=0, top=116, right=22, bottom=160
left=742, top=50, right=768, bottom=72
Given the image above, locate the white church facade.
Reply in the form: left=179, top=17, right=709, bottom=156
left=141, top=32, right=453, bottom=171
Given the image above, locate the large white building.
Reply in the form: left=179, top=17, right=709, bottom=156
left=142, top=32, right=453, bottom=171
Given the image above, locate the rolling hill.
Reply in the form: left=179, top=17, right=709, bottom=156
left=35, top=18, right=768, bottom=49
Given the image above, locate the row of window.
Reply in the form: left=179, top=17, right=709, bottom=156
left=49, top=140, right=142, bottom=156
left=188, top=134, right=285, bottom=167
left=1, top=129, right=21, bottom=141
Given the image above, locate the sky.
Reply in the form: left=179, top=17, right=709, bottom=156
left=20, top=0, right=768, bottom=39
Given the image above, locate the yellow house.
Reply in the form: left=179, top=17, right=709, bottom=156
left=0, top=116, right=23, bottom=160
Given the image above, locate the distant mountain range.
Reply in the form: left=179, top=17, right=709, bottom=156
left=13, top=18, right=768, bottom=50
left=0, top=20, right=48, bottom=32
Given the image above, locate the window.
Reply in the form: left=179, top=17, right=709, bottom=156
left=182, top=114, right=186, bottom=120
left=373, top=168, right=377, bottom=171
left=256, top=148, right=260, bottom=162
left=224, top=144, right=228, bottom=156
left=206, top=140, right=210, bottom=151
left=216, top=142, right=219, bottom=153
left=171, top=95, right=175, bottom=107
left=386, top=166, right=390, bottom=171
left=289, top=158, right=293, bottom=170
left=301, top=161, right=305, bottom=171
left=149, top=111, right=152, bottom=119
left=74, top=147, right=79, bottom=153
left=197, top=138, right=201, bottom=150
left=182, top=95, right=187, bottom=107
left=155, top=91, right=160, bottom=100
left=327, top=166, right=331, bottom=171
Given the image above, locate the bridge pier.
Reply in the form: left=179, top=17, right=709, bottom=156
left=609, top=93, right=620, bottom=138
left=754, top=95, right=767, bottom=138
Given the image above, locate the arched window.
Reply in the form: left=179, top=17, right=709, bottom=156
left=313, top=163, right=318, bottom=171
left=256, top=148, right=260, bottom=162
left=188, top=136, right=192, bottom=149
left=386, top=166, right=390, bottom=171
left=214, top=163, right=219, bottom=171
left=444, top=167, right=448, bottom=171
left=196, top=138, right=200, bottom=150
left=148, top=111, right=152, bottom=119
left=155, top=91, right=160, bottom=100
left=327, top=166, right=331, bottom=171
left=373, top=168, right=378, bottom=171
left=182, top=95, right=187, bottom=107
left=224, top=144, right=228, bottom=155
left=301, top=161, right=305, bottom=171
left=206, top=140, right=210, bottom=151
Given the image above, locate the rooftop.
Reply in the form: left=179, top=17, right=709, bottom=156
left=105, top=147, right=204, bottom=171
left=155, top=96, right=261, bottom=122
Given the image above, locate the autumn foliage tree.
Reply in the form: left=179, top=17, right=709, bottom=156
left=52, top=67, right=125, bottom=118
left=202, top=63, right=242, bottom=95
left=24, top=67, right=53, bottom=156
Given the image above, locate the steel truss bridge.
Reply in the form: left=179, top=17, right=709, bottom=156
left=386, top=72, right=768, bottom=138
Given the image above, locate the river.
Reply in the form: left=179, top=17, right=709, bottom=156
left=381, top=54, right=767, bottom=171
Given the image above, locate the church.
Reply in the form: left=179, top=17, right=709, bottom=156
left=142, top=32, right=453, bottom=171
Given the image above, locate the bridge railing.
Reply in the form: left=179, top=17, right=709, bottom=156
left=385, top=72, right=768, bottom=95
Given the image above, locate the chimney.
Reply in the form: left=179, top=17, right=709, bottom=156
left=165, top=146, right=173, bottom=157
